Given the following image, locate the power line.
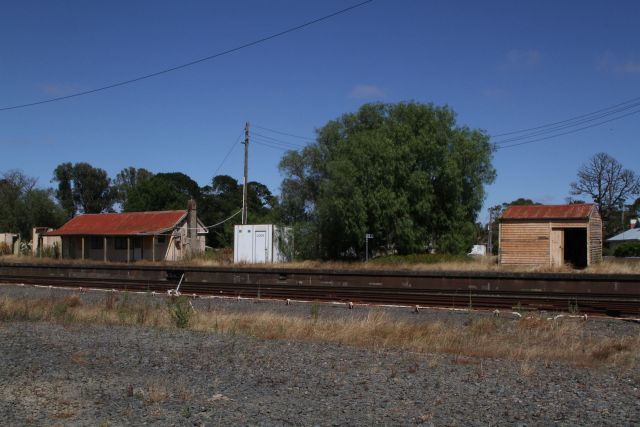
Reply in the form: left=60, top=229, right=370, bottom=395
left=493, top=101, right=640, bottom=146
left=252, top=124, right=316, bottom=141
left=212, top=130, right=243, bottom=176
left=201, top=209, right=242, bottom=230
left=252, top=139, right=292, bottom=151
left=495, top=108, right=640, bottom=150
left=0, top=1, right=373, bottom=112
left=149, top=209, right=242, bottom=235
left=252, top=138, right=301, bottom=150
left=252, top=135, right=303, bottom=150
left=491, top=95, right=640, bottom=138
left=251, top=132, right=306, bottom=147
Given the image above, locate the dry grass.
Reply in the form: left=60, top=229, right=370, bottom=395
left=70, top=351, right=88, bottom=365
left=53, top=411, right=75, bottom=420
left=3, top=254, right=639, bottom=274
left=145, top=383, right=169, bottom=404
left=0, top=294, right=638, bottom=369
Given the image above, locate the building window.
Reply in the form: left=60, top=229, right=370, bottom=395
left=90, top=237, right=103, bottom=250
left=115, top=237, right=127, bottom=250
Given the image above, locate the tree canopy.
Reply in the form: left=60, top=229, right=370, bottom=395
left=123, top=175, right=190, bottom=212
left=113, top=167, right=153, bottom=206
left=3, top=163, right=279, bottom=248
left=0, top=170, right=66, bottom=238
left=570, top=152, right=640, bottom=234
left=52, top=162, right=113, bottom=216
left=279, top=102, right=496, bottom=258
left=200, top=175, right=278, bottom=247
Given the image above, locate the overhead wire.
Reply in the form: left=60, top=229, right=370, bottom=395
left=253, top=138, right=303, bottom=151
left=146, top=209, right=243, bottom=236
left=251, top=132, right=305, bottom=148
left=253, top=105, right=640, bottom=151
left=490, top=94, right=640, bottom=150
left=0, top=0, right=374, bottom=112
left=492, top=101, right=640, bottom=146
left=494, top=104, right=640, bottom=144
left=494, top=107, right=640, bottom=150
left=213, top=130, right=244, bottom=175
left=199, top=209, right=242, bottom=230
left=252, top=124, right=316, bottom=141
left=252, top=139, right=292, bottom=151
left=491, top=95, right=640, bottom=138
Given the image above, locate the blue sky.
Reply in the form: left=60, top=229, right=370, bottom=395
left=1, top=0, right=639, bottom=223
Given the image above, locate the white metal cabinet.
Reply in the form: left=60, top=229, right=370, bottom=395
left=233, top=224, right=291, bottom=264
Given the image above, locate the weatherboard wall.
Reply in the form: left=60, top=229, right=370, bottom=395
left=499, top=221, right=552, bottom=265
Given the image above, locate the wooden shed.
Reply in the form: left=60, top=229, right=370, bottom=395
left=499, top=204, right=602, bottom=267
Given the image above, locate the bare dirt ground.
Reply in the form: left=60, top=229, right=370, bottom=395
left=1, top=284, right=639, bottom=426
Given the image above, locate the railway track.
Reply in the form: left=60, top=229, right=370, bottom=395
left=1, top=262, right=639, bottom=317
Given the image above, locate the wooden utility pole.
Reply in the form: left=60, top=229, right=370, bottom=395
left=242, top=122, right=250, bottom=225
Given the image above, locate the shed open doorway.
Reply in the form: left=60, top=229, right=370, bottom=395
left=564, top=228, right=587, bottom=268
left=550, top=228, right=588, bottom=268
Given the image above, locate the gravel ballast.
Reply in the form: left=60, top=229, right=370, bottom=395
left=1, top=284, right=639, bottom=426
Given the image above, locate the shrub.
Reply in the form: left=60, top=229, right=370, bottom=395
left=0, top=242, right=11, bottom=255
left=18, top=241, right=32, bottom=256
left=166, top=296, right=193, bottom=328
left=51, top=296, right=80, bottom=322
left=37, top=243, right=61, bottom=259
left=613, top=242, right=640, bottom=258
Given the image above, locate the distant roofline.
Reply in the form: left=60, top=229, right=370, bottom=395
left=606, top=228, right=640, bottom=241
left=72, top=209, right=187, bottom=216
left=44, top=209, right=194, bottom=236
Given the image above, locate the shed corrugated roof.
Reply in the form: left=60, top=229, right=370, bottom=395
left=46, top=210, right=187, bottom=236
left=501, top=204, right=595, bottom=220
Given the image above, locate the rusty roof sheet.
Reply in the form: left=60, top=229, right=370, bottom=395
left=501, top=204, right=595, bottom=220
left=46, top=210, right=187, bottom=236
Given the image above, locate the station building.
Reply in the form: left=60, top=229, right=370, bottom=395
left=499, top=204, right=602, bottom=268
left=45, top=200, right=207, bottom=262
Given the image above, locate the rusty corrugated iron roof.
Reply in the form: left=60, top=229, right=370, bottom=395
left=46, top=210, right=187, bottom=236
left=501, top=204, right=595, bottom=220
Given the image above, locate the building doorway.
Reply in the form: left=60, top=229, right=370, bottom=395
left=564, top=228, right=587, bottom=268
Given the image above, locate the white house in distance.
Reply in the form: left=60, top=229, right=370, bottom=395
left=44, top=200, right=207, bottom=262
left=606, top=219, right=640, bottom=249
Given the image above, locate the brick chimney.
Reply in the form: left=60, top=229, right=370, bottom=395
left=187, top=199, right=198, bottom=253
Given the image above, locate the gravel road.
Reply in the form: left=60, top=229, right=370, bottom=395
left=1, top=284, right=639, bottom=426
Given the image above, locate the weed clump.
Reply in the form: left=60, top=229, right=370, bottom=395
left=166, top=296, right=193, bottom=328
